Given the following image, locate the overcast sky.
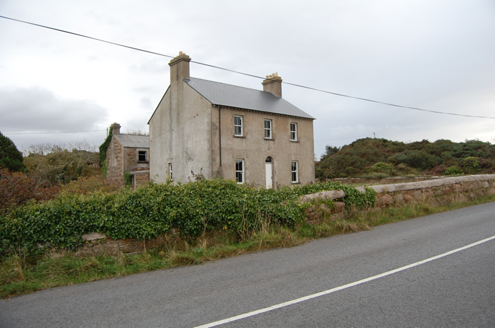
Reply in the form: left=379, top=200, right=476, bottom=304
left=1, top=0, right=494, bottom=157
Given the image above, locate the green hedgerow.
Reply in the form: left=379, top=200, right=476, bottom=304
left=0, top=179, right=375, bottom=256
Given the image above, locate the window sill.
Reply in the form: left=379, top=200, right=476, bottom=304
left=234, top=135, right=245, bottom=138
left=290, top=140, right=299, bottom=143
left=292, top=182, right=300, bottom=185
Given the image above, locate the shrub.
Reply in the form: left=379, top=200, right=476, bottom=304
left=58, top=176, right=121, bottom=196
left=444, top=166, right=463, bottom=175
left=317, top=138, right=495, bottom=178
left=0, top=169, right=61, bottom=216
left=368, top=162, right=393, bottom=173
left=0, top=132, right=25, bottom=172
left=23, top=147, right=100, bottom=186
left=389, top=150, right=441, bottom=170
left=461, top=157, right=481, bottom=174
left=0, top=179, right=375, bottom=256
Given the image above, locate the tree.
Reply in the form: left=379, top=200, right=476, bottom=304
left=0, top=131, right=25, bottom=172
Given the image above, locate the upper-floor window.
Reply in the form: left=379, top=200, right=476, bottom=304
left=264, top=119, right=272, bottom=139
left=236, top=159, right=244, bottom=184
left=291, top=161, right=299, bottom=183
left=234, top=116, right=243, bottom=136
left=138, top=150, right=148, bottom=162
left=290, top=123, right=297, bottom=141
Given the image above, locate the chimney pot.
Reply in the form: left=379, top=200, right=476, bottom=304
left=262, top=72, right=283, bottom=97
left=169, top=52, right=191, bottom=83
left=110, top=122, right=121, bottom=135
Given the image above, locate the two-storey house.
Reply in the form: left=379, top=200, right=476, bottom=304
left=148, top=52, right=315, bottom=187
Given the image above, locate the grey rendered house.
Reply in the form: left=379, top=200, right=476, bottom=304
left=148, top=52, right=315, bottom=188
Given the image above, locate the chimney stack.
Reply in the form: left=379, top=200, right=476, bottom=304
left=169, top=51, right=191, bottom=83
left=262, top=72, right=282, bottom=97
left=110, top=122, right=121, bottom=135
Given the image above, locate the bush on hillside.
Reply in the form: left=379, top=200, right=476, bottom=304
left=461, top=157, right=481, bottom=174
left=316, top=138, right=495, bottom=179
left=444, top=166, right=463, bottom=175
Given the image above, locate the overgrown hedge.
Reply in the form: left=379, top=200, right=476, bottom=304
left=0, top=179, right=375, bottom=256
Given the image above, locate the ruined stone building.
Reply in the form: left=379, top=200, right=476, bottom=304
left=105, top=123, right=150, bottom=189
left=148, top=52, right=315, bottom=187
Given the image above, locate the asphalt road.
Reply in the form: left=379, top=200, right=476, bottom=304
left=1, top=202, right=495, bottom=328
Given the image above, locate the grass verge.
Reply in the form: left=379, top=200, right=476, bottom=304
left=2, top=193, right=495, bottom=299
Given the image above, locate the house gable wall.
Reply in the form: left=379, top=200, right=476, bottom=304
left=149, top=81, right=212, bottom=183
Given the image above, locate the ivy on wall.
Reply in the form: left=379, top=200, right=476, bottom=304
left=0, top=179, right=375, bottom=256
left=98, top=127, right=113, bottom=176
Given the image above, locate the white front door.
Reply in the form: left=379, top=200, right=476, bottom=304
left=265, top=163, right=273, bottom=189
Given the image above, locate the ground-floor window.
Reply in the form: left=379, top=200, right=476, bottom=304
left=291, top=161, right=298, bottom=183
left=168, top=163, right=173, bottom=181
left=236, top=159, right=244, bottom=184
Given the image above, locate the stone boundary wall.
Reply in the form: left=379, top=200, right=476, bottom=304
left=77, top=175, right=495, bottom=255
left=78, top=230, right=180, bottom=257
left=303, top=175, right=495, bottom=225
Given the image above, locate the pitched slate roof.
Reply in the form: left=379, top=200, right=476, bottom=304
left=184, top=77, right=314, bottom=119
left=115, top=134, right=149, bottom=148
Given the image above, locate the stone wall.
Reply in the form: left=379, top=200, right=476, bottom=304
left=133, top=170, right=150, bottom=189
left=78, top=175, right=495, bottom=255
left=303, top=175, right=495, bottom=225
left=360, top=175, right=495, bottom=207
left=105, top=136, right=150, bottom=188
left=78, top=232, right=170, bottom=256
left=105, top=137, right=125, bottom=187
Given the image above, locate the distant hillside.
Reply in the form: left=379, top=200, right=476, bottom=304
left=316, top=138, right=495, bottom=179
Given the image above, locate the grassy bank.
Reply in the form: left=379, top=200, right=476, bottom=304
left=2, top=192, right=495, bottom=299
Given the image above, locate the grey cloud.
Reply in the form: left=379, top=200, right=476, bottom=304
left=139, top=97, right=152, bottom=109
left=0, top=86, right=108, bottom=132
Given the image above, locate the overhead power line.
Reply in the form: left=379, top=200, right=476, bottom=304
left=1, top=14, right=494, bottom=120
left=315, top=135, right=370, bottom=143
left=5, top=130, right=106, bottom=134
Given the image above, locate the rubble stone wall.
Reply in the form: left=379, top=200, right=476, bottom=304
left=105, top=138, right=125, bottom=187
left=78, top=175, right=495, bottom=255
left=304, top=175, right=495, bottom=225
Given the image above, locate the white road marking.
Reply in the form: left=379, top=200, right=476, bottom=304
left=194, top=235, right=495, bottom=328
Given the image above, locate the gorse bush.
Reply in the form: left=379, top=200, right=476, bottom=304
left=0, top=169, right=61, bottom=216
left=445, top=166, right=463, bottom=175
left=0, top=179, right=375, bottom=256
left=0, top=172, right=119, bottom=216
left=317, top=138, right=495, bottom=179
left=23, top=147, right=100, bottom=187
left=461, top=157, right=481, bottom=174
left=58, top=175, right=121, bottom=196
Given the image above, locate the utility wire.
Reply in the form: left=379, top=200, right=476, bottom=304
left=0, top=15, right=175, bottom=59
left=1, top=14, right=494, bottom=120
left=5, top=130, right=106, bottom=134
left=315, top=135, right=370, bottom=143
